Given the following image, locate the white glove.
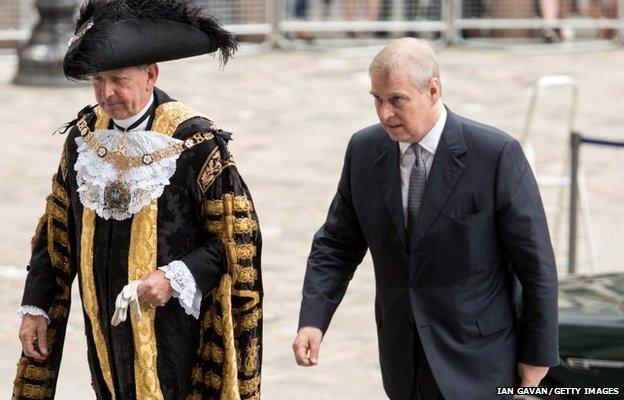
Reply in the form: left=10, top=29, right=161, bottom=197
left=111, top=280, right=142, bottom=326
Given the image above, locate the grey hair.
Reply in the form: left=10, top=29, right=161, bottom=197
left=136, top=63, right=154, bottom=72
left=369, top=38, right=440, bottom=90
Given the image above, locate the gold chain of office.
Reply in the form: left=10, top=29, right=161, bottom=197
left=76, top=116, right=214, bottom=172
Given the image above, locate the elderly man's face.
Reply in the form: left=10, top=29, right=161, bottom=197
left=92, top=64, right=158, bottom=120
left=370, top=71, right=440, bottom=143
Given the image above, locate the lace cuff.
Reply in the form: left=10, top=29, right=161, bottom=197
left=159, top=260, right=202, bottom=319
left=18, top=305, right=51, bottom=325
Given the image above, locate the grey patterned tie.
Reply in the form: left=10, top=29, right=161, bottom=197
left=407, top=143, right=427, bottom=238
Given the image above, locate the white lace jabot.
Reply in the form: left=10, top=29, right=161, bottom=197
left=74, top=129, right=183, bottom=220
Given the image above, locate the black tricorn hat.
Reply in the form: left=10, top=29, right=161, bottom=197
left=63, top=0, right=238, bottom=80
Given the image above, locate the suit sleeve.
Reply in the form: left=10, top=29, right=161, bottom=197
left=494, top=139, right=559, bottom=367
left=298, top=136, right=368, bottom=334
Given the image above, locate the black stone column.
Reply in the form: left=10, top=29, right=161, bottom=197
left=13, top=0, right=79, bottom=86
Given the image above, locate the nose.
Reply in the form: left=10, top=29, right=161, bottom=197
left=378, top=102, right=395, bottom=121
left=99, top=79, right=115, bottom=101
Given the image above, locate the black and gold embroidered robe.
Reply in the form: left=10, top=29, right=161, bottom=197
left=13, top=88, right=263, bottom=400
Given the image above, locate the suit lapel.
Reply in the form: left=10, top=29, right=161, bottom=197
left=409, top=110, right=467, bottom=252
left=374, top=133, right=408, bottom=250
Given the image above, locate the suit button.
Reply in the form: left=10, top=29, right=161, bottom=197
left=409, top=283, right=420, bottom=291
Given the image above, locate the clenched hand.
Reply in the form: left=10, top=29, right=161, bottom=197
left=517, top=362, right=549, bottom=387
left=19, top=314, right=49, bottom=361
left=138, top=270, right=173, bottom=308
left=292, top=326, right=323, bottom=366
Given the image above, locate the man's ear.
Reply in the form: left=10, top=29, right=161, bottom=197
left=146, top=63, right=159, bottom=89
left=428, top=77, right=441, bottom=103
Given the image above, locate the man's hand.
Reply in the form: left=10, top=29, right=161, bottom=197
left=19, top=315, right=49, bottom=361
left=292, top=326, right=323, bottom=366
left=138, top=270, right=173, bottom=308
left=517, top=362, right=549, bottom=387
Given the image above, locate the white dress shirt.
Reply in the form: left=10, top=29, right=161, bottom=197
left=398, top=104, right=447, bottom=224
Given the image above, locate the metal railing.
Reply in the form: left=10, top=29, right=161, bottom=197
left=519, top=75, right=600, bottom=274
left=0, top=0, right=274, bottom=43
left=568, top=133, right=624, bottom=274
left=452, top=0, right=624, bottom=44
left=204, top=0, right=274, bottom=37
left=1, top=0, right=623, bottom=46
left=278, top=0, right=450, bottom=40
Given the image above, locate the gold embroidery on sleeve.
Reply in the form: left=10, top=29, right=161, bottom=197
left=203, top=196, right=253, bottom=216
left=30, top=214, right=47, bottom=250
left=205, top=218, right=258, bottom=236
left=59, top=283, right=71, bottom=301
left=46, top=179, right=71, bottom=276
left=232, top=196, right=254, bottom=214
left=205, top=371, right=222, bottom=390
left=192, top=366, right=203, bottom=384
left=234, top=308, right=263, bottom=336
left=47, top=304, right=69, bottom=320
left=201, top=342, right=224, bottom=363
left=20, top=384, right=54, bottom=399
left=51, top=179, right=68, bottom=206
left=49, top=227, right=69, bottom=249
left=242, top=338, right=260, bottom=376
left=49, top=251, right=70, bottom=275
left=197, top=149, right=236, bottom=195
left=202, top=199, right=223, bottom=215
left=234, top=265, right=258, bottom=284
left=60, top=148, right=68, bottom=182
left=23, top=365, right=57, bottom=381
left=239, top=377, right=261, bottom=397
left=47, top=201, right=68, bottom=226
left=198, top=148, right=221, bottom=194
left=235, top=244, right=257, bottom=261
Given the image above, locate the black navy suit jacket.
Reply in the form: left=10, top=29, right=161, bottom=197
left=298, top=109, right=559, bottom=400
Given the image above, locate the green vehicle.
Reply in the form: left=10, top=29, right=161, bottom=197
left=538, top=273, right=624, bottom=399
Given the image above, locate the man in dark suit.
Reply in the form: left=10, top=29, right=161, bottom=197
left=292, top=38, right=559, bottom=400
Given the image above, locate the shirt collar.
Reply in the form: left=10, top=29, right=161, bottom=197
left=112, top=92, right=155, bottom=131
left=399, top=103, right=447, bottom=157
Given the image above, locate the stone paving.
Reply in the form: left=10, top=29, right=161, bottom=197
left=1, top=45, right=623, bottom=399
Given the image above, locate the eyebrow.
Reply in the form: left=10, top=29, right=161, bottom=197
left=369, top=91, right=407, bottom=97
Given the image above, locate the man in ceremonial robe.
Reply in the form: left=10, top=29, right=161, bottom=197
left=13, top=1, right=262, bottom=399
